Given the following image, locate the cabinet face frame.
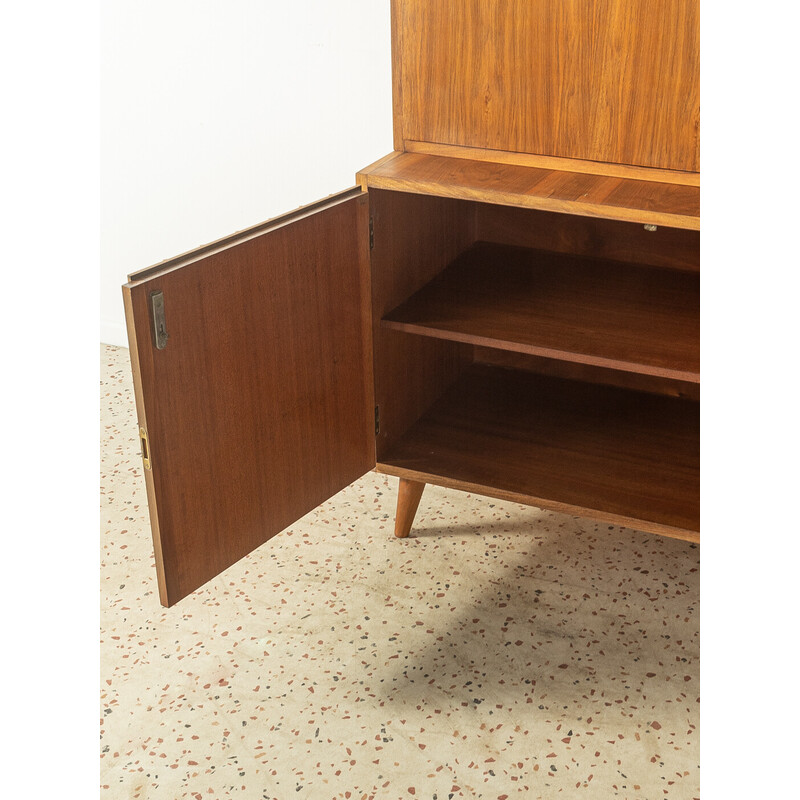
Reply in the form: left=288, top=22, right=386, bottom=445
left=123, top=189, right=375, bottom=606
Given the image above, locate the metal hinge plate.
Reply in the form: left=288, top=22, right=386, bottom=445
left=150, top=290, right=169, bottom=350
left=139, top=426, right=152, bottom=470
left=369, top=217, right=374, bottom=250
left=374, top=405, right=380, bottom=436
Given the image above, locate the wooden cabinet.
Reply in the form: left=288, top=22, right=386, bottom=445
left=124, top=0, right=699, bottom=607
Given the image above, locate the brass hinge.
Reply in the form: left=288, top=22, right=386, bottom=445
left=369, top=217, right=374, bottom=250
left=139, top=426, right=152, bottom=470
left=374, top=405, right=380, bottom=436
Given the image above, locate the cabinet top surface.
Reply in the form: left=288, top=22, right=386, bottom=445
left=359, top=152, right=700, bottom=230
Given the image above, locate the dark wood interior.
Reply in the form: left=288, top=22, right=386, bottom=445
left=383, top=242, right=699, bottom=381
left=473, top=349, right=700, bottom=403
left=475, top=204, right=700, bottom=272
left=369, top=189, right=474, bottom=461
left=376, top=365, right=699, bottom=540
left=369, top=189, right=700, bottom=542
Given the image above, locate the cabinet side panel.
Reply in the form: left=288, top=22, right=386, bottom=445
left=370, top=190, right=474, bottom=459
left=396, top=0, right=699, bottom=171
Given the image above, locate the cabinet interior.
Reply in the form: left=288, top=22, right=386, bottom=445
left=369, top=188, right=700, bottom=541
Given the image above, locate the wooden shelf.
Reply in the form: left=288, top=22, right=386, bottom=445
left=376, top=366, right=699, bottom=540
left=359, top=152, right=700, bottom=230
left=382, top=243, right=699, bottom=382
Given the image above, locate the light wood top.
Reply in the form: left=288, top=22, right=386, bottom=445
left=359, top=152, right=700, bottom=230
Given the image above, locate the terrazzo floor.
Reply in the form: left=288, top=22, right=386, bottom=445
left=100, top=343, right=699, bottom=799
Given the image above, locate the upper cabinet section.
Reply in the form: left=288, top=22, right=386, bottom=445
left=391, top=0, right=700, bottom=172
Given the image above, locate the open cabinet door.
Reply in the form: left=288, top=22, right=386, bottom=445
left=123, top=188, right=375, bottom=606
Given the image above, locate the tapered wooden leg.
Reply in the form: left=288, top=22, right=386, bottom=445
left=394, top=478, right=425, bottom=538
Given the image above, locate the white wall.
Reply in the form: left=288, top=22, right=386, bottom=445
left=101, top=0, right=392, bottom=346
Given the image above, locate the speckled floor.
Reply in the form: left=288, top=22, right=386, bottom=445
left=100, top=343, right=699, bottom=799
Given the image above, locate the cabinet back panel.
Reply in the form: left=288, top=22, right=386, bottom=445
left=393, top=0, right=699, bottom=171
left=473, top=348, right=699, bottom=402
left=370, top=189, right=474, bottom=459
left=476, top=205, right=700, bottom=272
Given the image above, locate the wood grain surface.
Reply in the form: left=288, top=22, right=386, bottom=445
left=383, top=243, right=699, bottom=381
left=362, top=153, right=700, bottom=229
left=369, top=189, right=475, bottom=460
left=377, top=365, right=700, bottom=539
left=476, top=204, right=700, bottom=272
left=124, top=190, right=375, bottom=606
left=392, top=0, right=699, bottom=171
left=404, top=142, right=700, bottom=187
left=393, top=478, right=426, bottom=538
left=473, top=348, right=700, bottom=402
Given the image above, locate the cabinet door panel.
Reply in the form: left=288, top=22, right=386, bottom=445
left=123, top=189, right=374, bottom=606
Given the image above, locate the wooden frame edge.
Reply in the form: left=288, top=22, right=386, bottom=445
left=121, top=285, right=172, bottom=607
left=404, top=141, right=701, bottom=187
left=390, top=0, right=405, bottom=152
left=374, top=464, right=700, bottom=544
left=363, top=174, right=700, bottom=230
left=356, top=151, right=403, bottom=189
left=128, top=187, right=365, bottom=285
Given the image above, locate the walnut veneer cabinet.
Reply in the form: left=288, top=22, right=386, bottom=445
left=124, top=0, right=700, bottom=607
